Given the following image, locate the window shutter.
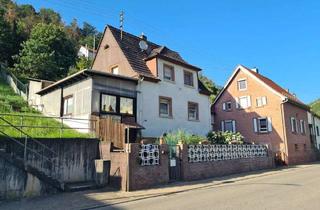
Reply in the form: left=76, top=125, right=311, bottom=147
left=232, top=120, right=236, bottom=132
left=253, top=118, right=258, bottom=133
left=236, top=97, right=239, bottom=109
left=296, top=119, right=299, bottom=134
left=268, top=117, right=272, bottom=132
left=304, top=120, right=306, bottom=134
left=247, top=96, right=251, bottom=107
left=223, top=103, right=226, bottom=111
left=262, top=96, right=267, bottom=105
left=221, top=121, right=225, bottom=132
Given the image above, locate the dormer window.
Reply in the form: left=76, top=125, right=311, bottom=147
left=111, top=66, right=119, bottom=75
left=163, top=64, right=175, bottom=81
left=184, top=71, right=194, bottom=87
left=237, top=79, right=247, bottom=91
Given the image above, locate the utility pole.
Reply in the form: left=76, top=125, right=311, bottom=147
left=120, top=11, right=124, bottom=40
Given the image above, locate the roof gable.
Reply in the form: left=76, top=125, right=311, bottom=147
left=104, top=25, right=201, bottom=79
left=213, top=65, right=308, bottom=109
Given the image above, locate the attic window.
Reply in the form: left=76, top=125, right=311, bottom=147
left=163, top=64, right=174, bottom=81
left=111, top=66, right=119, bottom=75
left=237, top=79, right=247, bottom=91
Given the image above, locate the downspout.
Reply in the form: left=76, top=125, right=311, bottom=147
left=137, top=76, right=144, bottom=127
left=280, top=98, right=289, bottom=164
left=59, top=87, right=64, bottom=117
left=125, top=127, right=130, bottom=191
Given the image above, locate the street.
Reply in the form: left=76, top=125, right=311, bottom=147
left=1, top=163, right=320, bottom=210
left=100, top=164, right=320, bottom=210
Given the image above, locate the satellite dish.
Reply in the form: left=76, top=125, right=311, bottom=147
left=139, top=40, right=148, bottom=51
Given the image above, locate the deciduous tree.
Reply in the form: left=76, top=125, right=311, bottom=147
left=13, top=23, right=77, bottom=80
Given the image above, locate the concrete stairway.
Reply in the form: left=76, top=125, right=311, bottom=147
left=0, top=148, right=64, bottom=191
left=65, top=181, right=97, bottom=192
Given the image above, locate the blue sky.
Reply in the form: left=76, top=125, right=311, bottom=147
left=16, top=0, right=320, bottom=103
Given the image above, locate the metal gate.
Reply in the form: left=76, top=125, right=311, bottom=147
left=168, top=144, right=181, bottom=181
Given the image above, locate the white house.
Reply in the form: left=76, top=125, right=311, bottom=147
left=78, top=45, right=97, bottom=59
left=92, top=25, right=212, bottom=137
left=29, top=25, right=212, bottom=139
left=308, top=111, right=320, bottom=149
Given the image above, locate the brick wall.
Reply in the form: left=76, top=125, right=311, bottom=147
left=128, top=144, right=169, bottom=191
left=179, top=144, right=275, bottom=181
left=109, top=151, right=128, bottom=190
left=213, top=70, right=286, bottom=153
left=109, top=143, right=169, bottom=191
left=213, top=68, right=317, bottom=165
left=283, top=103, right=317, bottom=165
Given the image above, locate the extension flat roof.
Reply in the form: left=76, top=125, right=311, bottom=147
left=36, top=69, right=138, bottom=95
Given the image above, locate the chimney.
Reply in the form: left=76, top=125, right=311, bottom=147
left=140, top=32, right=147, bottom=41
left=251, top=67, right=259, bottom=74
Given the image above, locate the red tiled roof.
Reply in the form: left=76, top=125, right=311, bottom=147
left=241, top=65, right=308, bottom=108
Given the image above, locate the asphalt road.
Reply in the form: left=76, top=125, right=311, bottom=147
left=102, top=164, right=320, bottom=210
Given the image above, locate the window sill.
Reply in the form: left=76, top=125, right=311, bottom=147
left=159, top=115, right=173, bottom=119
left=188, top=119, right=200, bottom=122
left=163, top=79, right=175, bottom=84
left=258, top=131, right=270, bottom=135
left=238, top=89, right=247, bottom=91
left=184, top=84, right=195, bottom=89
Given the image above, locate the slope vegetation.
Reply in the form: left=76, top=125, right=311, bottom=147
left=0, top=78, right=90, bottom=138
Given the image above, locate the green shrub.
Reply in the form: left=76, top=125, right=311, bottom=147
left=207, top=131, right=244, bottom=144
left=163, top=129, right=205, bottom=145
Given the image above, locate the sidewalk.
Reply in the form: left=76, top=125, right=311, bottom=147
left=0, top=163, right=317, bottom=210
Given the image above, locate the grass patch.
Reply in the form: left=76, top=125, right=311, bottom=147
left=0, top=78, right=92, bottom=138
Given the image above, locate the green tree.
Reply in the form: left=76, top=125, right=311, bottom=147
left=199, top=74, right=221, bottom=104
left=0, top=15, right=14, bottom=64
left=38, top=8, right=61, bottom=25
left=68, top=56, right=93, bottom=75
left=13, top=23, right=77, bottom=80
left=80, top=22, right=97, bottom=37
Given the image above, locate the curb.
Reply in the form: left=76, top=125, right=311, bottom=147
left=79, top=163, right=319, bottom=209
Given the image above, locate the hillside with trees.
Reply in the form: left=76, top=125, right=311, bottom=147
left=0, top=0, right=220, bottom=97
left=310, top=99, right=320, bottom=116
left=0, top=0, right=101, bottom=81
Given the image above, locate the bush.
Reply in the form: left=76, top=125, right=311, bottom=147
left=207, top=131, right=244, bottom=144
left=163, top=129, right=206, bottom=145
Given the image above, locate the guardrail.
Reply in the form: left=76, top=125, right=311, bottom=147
left=0, top=63, right=28, bottom=100
left=0, top=113, right=97, bottom=138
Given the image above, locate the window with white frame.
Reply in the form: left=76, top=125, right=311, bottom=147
left=237, top=96, right=251, bottom=109
left=256, top=96, right=267, bottom=107
left=111, top=66, right=119, bottom=75
left=163, top=64, right=175, bottom=81
left=188, top=102, right=199, bottom=121
left=184, top=71, right=194, bottom=87
left=253, top=117, right=272, bottom=133
left=63, top=95, right=73, bottom=116
left=258, top=118, right=268, bottom=133
left=290, top=117, right=298, bottom=133
left=237, top=79, right=247, bottom=91
left=221, top=120, right=236, bottom=132
left=300, top=120, right=306, bottom=134
left=159, top=96, right=172, bottom=118
left=223, top=101, right=232, bottom=111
